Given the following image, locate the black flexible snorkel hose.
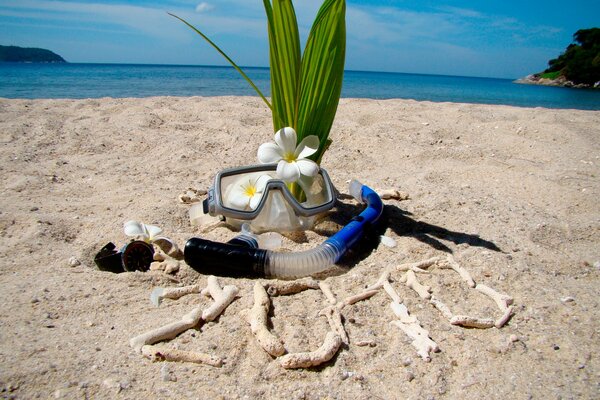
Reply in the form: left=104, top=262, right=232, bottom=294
left=184, top=180, right=383, bottom=278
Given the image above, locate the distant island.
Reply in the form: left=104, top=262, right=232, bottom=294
left=0, top=45, right=66, bottom=63
left=516, top=28, right=599, bottom=89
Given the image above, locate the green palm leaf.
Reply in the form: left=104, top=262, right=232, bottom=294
left=296, top=0, right=346, bottom=163
left=263, top=0, right=301, bottom=131
left=168, top=12, right=273, bottom=113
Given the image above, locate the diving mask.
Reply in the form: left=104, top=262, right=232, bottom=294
left=198, top=164, right=336, bottom=232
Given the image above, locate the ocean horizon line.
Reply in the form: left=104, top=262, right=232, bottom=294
left=1, top=62, right=598, bottom=109
left=7, top=61, right=517, bottom=82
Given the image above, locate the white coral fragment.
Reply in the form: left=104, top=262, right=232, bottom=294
left=450, top=315, right=495, bottom=329
left=475, top=284, right=514, bottom=310
left=389, top=301, right=439, bottom=363
left=339, top=289, right=380, bottom=309
left=264, top=277, right=319, bottom=296
left=396, top=257, right=440, bottom=273
left=141, top=345, right=222, bottom=367
left=150, top=284, right=202, bottom=307
left=319, top=306, right=349, bottom=345
left=429, top=296, right=453, bottom=320
left=129, top=306, right=203, bottom=353
left=495, top=306, right=514, bottom=328
left=130, top=276, right=237, bottom=366
left=279, top=332, right=343, bottom=369
left=319, top=281, right=337, bottom=305
left=202, top=284, right=239, bottom=322
left=405, top=270, right=432, bottom=299
left=246, top=282, right=285, bottom=357
left=379, top=189, right=409, bottom=201
left=441, top=255, right=476, bottom=287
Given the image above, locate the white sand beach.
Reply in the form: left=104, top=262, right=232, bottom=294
left=0, top=96, right=598, bottom=398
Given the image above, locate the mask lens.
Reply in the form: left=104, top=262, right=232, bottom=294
left=300, top=173, right=334, bottom=209
left=220, top=171, right=276, bottom=211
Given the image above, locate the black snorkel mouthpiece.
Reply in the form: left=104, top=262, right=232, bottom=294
left=184, top=237, right=268, bottom=277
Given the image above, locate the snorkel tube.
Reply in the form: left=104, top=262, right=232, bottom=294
left=184, top=180, right=383, bottom=278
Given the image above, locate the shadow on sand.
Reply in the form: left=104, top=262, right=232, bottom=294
left=314, top=198, right=503, bottom=269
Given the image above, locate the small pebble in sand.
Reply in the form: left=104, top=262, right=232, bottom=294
left=68, top=257, right=81, bottom=267
left=160, top=363, right=177, bottom=382
left=379, top=235, right=397, bottom=248
left=509, top=334, right=519, bottom=343
left=560, top=296, right=575, bottom=303
left=340, top=371, right=354, bottom=380
left=379, top=189, right=410, bottom=201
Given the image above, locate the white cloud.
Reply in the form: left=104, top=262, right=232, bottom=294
left=195, top=2, right=214, bottom=13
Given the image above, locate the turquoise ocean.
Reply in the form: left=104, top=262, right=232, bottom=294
left=1, top=63, right=599, bottom=110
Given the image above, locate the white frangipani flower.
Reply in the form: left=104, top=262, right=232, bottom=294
left=124, top=221, right=163, bottom=242
left=227, top=174, right=271, bottom=211
left=257, top=127, right=319, bottom=183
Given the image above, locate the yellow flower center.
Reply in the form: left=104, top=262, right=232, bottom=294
left=283, top=152, right=296, bottom=163
left=243, top=183, right=257, bottom=197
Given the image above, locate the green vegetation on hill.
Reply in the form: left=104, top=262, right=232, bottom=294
left=544, top=28, right=599, bottom=86
left=0, top=45, right=66, bottom=63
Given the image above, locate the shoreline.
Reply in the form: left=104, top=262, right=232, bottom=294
left=2, top=94, right=600, bottom=111
left=0, top=96, right=598, bottom=398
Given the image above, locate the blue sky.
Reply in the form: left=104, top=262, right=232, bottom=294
left=0, top=0, right=598, bottom=78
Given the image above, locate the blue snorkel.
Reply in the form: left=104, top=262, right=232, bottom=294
left=325, top=181, right=383, bottom=257
left=184, top=180, right=383, bottom=278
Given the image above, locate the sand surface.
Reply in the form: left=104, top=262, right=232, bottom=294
left=0, top=96, right=598, bottom=399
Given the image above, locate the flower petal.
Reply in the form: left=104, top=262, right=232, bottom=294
left=124, top=220, right=146, bottom=237
left=257, top=142, right=283, bottom=164
left=277, top=160, right=300, bottom=182
left=228, top=188, right=250, bottom=210
left=255, top=174, right=272, bottom=191
left=248, top=193, right=262, bottom=210
left=294, top=135, right=320, bottom=159
left=274, top=127, right=297, bottom=154
left=145, top=224, right=162, bottom=240
left=296, top=159, right=319, bottom=177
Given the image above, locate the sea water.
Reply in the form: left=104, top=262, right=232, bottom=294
left=1, top=63, right=599, bottom=110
